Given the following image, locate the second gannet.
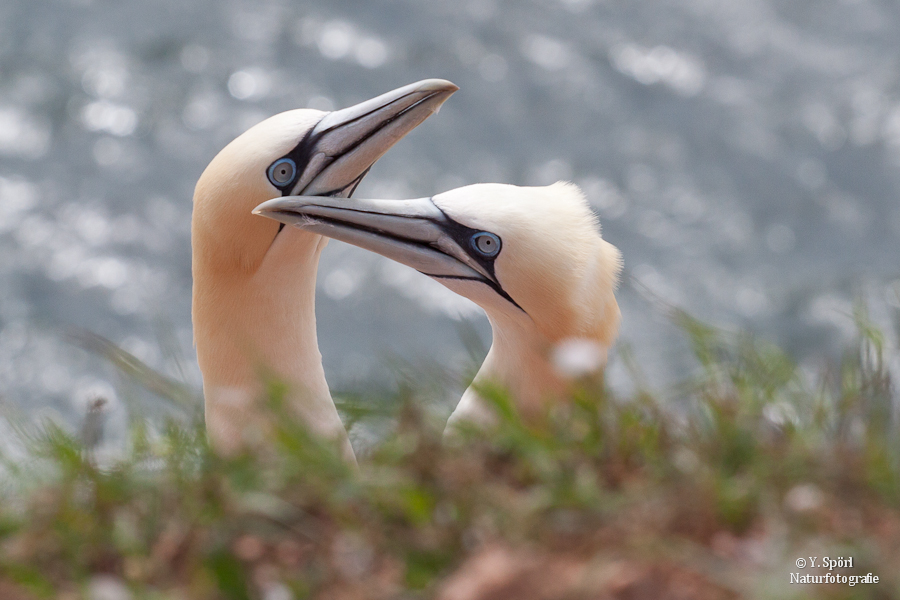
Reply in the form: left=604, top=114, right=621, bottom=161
left=192, top=80, right=457, bottom=457
left=254, top=182, right=622, bottom=430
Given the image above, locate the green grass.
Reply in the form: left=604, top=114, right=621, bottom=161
left=1, top=309, right=898, bottom=600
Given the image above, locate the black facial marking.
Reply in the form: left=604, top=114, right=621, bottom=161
left=268, top=127, right=318, bottom=197
left=265, top=117, right=357, bottom=245
left=428, top=204, right=503, bottom=283
left=426, top=273, right=524, bottom=312
left=421, top=206, right=524, bottom=312
left=294, top=198, right=525, bottom=312
left=267, top=92, right=444, bottom=198
left=345, top=167, right=370, bottom=198
left=265, top=119, right=366, bottom=199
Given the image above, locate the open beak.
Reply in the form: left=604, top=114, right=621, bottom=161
left=252, top=195, right=522, bottom=310
left=290, top=79, right=458, bottom=198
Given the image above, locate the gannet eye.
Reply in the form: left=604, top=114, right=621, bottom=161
left=267, top=158, right=297, bottom=186
left=471, top=232, right=501, bottom=257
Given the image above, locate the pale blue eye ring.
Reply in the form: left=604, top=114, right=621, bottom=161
left=471, top=232, right=501, bottom=257
left=267, top=158, right=296, bottom=186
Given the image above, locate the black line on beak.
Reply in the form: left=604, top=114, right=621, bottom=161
left=425, top=273, right=525, bottom=313
left=272, top=92, right=446, bottom=198
left=279, top=200, right=526, bottom=314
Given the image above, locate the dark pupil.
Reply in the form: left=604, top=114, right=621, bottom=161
left=270, top=159, right=295, bottom=185
left=476, top=235, right=496, bottom=253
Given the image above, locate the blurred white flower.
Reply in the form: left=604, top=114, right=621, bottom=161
left=784, top=483, right=823, bottom=513
left=552, top=338, right=606, bottom=378
left=263, top=583, right=294, bottom=600
left=762, top=401, right=799, bottom=427
left=88, top=575, right=132, bottom=600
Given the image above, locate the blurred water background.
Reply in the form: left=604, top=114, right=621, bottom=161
left=1, top=0, right=899, bottom=435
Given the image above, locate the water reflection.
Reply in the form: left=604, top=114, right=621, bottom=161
left=0, top=0, right=897, bottom=426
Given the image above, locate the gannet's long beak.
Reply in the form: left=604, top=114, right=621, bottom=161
left=253, top=195, right=522, bottom=309
left=290, top=79, right=458, bottom=197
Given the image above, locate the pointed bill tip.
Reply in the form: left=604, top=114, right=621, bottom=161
left=414, top=78, right=460, bottom=94
left=253, top=196, right=297, bottom=220
left=313, top=78, right=458, bottom=136
left=420, top=79, right=458, bottom=114
left=415, top=79, right=459, bottom=112
left=383, top=78, right=458, bottom=98
left=295, top=79, right=458, bottom=197
left=252, top=197, right=314, bottom=230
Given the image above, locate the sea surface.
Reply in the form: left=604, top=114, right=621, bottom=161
left=1, top=0, right=898, bottom=437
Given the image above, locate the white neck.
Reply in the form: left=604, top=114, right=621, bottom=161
left=447, top=310, right=573, bottom=430
left=193, top=228, right=352, bottom=459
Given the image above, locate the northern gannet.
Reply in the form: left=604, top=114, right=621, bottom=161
left=191, top=80, right=457, bottom=457
left=254, top=182, right=622, bottom=430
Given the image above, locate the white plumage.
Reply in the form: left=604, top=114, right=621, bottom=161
left=191, top=81, right=457, bottom=458
left=255, top=182, right=622, bottom=430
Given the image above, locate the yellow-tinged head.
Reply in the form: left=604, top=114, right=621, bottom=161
left=190, top=80, right=458, bottom=454
left=433, top=182, right=621, bottom=345
left=192, top=79, right=458, bottom=277
left=192, top=109, right=321, bottom=275
left=254, top=182, right=622, bottom=349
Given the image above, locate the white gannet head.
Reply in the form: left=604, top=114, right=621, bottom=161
left=192, top=79, right=458, bottom=277
left=191, top=80, right=457, bottom=454
left=253, top=182, right=622, bottom=349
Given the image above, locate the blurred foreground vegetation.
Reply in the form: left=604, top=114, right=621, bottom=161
left=1, top=309, right=899, bottom=600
